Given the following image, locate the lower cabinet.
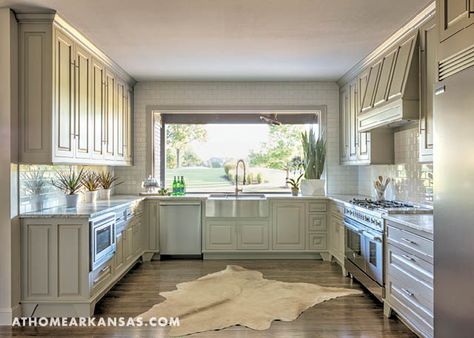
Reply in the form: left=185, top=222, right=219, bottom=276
left=205, top=220, right=269, bottom=251
left=328, top=202, right=345, bottom=265
left=272, top=201, right=305, bottom=250
left=114, top=231, right=125, bottom=272
left=384, top=221, right=433, bottom=338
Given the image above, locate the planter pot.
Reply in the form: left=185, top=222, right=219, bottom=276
left=65, top=194, right=80, bottom=208
left=291, top=188, right=299, bottom=197
left=99, top=189, right=111, bottom=200
left=30, top=195, right=44, bottom=211
left=300, top=179, right=326, bottom=196
left=85, top=190, right=98, bottom=203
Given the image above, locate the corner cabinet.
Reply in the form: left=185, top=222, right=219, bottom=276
left=18, top=13, right=134, bottom=165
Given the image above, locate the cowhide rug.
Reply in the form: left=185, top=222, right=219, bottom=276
left=136, top=265, right=361, bottom=336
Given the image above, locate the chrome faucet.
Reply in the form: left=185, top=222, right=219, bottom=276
left=235, top=159, right=247, bottom=196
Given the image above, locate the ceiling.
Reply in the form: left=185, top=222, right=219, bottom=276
left=0, top=0, right=432, bottom=81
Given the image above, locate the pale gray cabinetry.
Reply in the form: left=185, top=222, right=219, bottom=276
left=419, top=18, right=437, bottom=162
left=328, top=202, right=345, bottom=268
left=340, top=80, right=394, bottom=165
left=21, top=201, right=146, bottom=317
left=17, top=13, right=134, bottom=165
left=384, top=221, right=433, bottom=338
left=272, top=201, right=306, bottom=250
left=205, top=220, right=269, bottom=251
left=306, top=201, right=327, bottom=251
left=438, top=0, right=474, bottom=43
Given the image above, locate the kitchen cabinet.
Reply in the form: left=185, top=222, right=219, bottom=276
left=114, top=232, right=125, bottom=272
left=206, top=220, right=237, bottom=250
left=17, top=13, right=134, bottom=165
left=384, top=220, right=433, bottom=338
left=272, top=202, right=305, bottom=250
left=438, top=0, right=474, bottom=42
left=328, top=202, right=345, bottom=267
left=419, top=18, right=437, bottom=162
left=340, top=79, right=394, bottom=166
left=238, top=221, right=269, bottom=250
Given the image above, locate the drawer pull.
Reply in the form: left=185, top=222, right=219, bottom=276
left=402, top=254, right=416, bottom=262
left=401, top=288, right=414, bottom=297
left=401, top=237, right=417, bottom=245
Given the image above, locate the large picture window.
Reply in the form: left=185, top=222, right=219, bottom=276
left=153, top=112, right=321, bottom=193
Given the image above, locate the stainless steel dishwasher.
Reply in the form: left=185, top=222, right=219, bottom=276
left=159, top=201, right=202, bottom=257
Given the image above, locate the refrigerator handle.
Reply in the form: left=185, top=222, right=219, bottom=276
left=435, top=84, right=446, bottom=96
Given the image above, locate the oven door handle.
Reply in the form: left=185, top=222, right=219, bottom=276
left=344, top=221, right=363, bottom=234
left=362, top=230, right=383, bottom=243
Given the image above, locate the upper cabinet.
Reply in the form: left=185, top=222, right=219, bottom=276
left=437, top=0, right=474, bottom=80
left=419, top=18, right=437, bottom=162
left=18, top=13, right=135, bottom=165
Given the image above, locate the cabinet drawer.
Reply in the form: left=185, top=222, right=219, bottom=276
left=90, top=259, right=113, bottom=296
left=308, top=233, right=327, bottom=250
left=386, top=275, right=433, bottom=336
left=387, top=225, right=433, bottom=263
left=308, top=202, right=327, bottom=212
left=308, top=214, right=327, bottom=232
left=387, top=244, right=433, bottom=287
left=387, top=262, right=433, bottom=320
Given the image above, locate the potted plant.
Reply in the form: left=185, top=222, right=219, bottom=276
left=22, top=168, right=47, bottom=211
left=51, top=168, right=84, bottom=208
left=81, top=171, right=100, bottom=203
left=97, top=171, right=122, bottom=200
left=300, top=128, right=326, bottom=196
left=286, top=173, right=304, bottom=196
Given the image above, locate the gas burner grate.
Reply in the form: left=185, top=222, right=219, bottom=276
left=349, top=198, right=414, bottom=210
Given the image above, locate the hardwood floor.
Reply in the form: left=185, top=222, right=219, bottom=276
left=1, top=259, right=416, bottom=337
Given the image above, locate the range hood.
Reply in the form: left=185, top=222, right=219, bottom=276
left=357, top=33, right=419, bottom=132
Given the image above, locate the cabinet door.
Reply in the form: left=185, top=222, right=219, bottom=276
left=74, top=45, right=91, bottom=159
left=124, top=87, right=133, bottom=163
left=132, top=220, right=141, bottom=255
left=104, top=71, right=115, bottom=159
left=115, top=232, right=124, bottom=272
left=205, top=221, right=236, bottom=250
left=340, top=85, right=350, bottom=162
left=115, top=81, right=125, bottom=159
left=349, top=81, right=359, bottom=159
left=419, top=19, right=437, bottom=162
left=54, top=29, right=75, bottom=159
left=124, top=226, right=133, bottom=262
left=388, top=36, right=416, bottom=100
left=237, top=221, right=269, bottom=250
left=361, top=61, right=381, bottom=113
left=438, top=0, right=474, bottom=41
left=91, top=58, right=105, bottom=159
left=272, top=202, right=305, bottom=250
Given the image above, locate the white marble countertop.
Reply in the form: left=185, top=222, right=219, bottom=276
left=20, top=195, right=144, bottom=219
left=383, top=213, right=434, bottom=234
left=19, top=193, right=369, bottom=219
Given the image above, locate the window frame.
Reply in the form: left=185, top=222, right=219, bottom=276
left=147, top=106, right=328, bottom=193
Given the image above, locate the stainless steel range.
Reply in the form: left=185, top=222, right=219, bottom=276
left=344, top=198, right=432, bottom=301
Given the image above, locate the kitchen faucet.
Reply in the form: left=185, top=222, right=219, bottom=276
left=235, top=159, right=247, bottom=196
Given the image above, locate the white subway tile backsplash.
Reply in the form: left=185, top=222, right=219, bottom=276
left=115, top=81, right=359, bottom=195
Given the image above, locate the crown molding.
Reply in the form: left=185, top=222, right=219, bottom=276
left=15, top=11, right=136, bottom=86
left=337, top=2, right=436, bottom=87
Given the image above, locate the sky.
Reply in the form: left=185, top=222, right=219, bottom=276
left=190, top=124, right=269, bottom=160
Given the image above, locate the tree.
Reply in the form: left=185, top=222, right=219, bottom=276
left=166, top=125, right=207, bottom=168
left=248, top=125, right=303, bottom=171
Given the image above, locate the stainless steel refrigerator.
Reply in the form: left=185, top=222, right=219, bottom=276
left=434, top=65, right=474, bottom=337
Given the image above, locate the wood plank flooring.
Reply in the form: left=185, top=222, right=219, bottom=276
left=0, top=259, right=416, bottom=337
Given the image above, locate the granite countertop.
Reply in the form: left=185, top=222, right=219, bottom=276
left=19, top=193, right=369, bottom=219
left=20, top=195, right=144, bottom=219
left=383, top=213, right=434, bottom=234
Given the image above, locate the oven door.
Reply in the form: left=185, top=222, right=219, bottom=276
left=362, top=228, right=383, bottom=285
left=344, top=218, right=365, bottom=272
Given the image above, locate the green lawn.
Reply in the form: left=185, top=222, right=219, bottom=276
left=165, top=166, right=290, bottom=192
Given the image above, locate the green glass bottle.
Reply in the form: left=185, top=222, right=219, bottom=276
left=172, top=176, right=177, bottom=196
left=181, top=176, right=186, bottom=195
